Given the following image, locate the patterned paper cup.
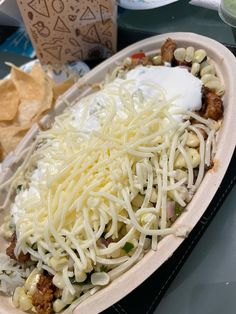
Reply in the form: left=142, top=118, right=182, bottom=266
left=16, top=0, right=117, bottom=65
left=218, top=0, right=236, bottom=27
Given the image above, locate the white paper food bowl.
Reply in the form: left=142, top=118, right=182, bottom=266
left=0, top=32, right=236, bottom=314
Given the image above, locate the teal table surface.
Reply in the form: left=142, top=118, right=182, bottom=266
left=0, top=51, right=30, bottom=78
left=118, top=0, right=236, bottom=46
left=155, top=183, right=236, bottom=314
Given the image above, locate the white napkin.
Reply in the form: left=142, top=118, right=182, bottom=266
left=0, top=0, right=22, bottom=26
left=189, top=0, right=220, bottom=11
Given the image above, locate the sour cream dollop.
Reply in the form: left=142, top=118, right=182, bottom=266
left=72, top=65, right=203, bottom=131
left=125, top=65, right=203, bottom=111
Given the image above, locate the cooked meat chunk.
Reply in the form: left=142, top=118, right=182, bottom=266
left=161, top=38, right=177, bottom=63
left=99, top=236, right=114, bottom=247
left=126, top=55, right=152, bottom=70
left=6, top=233, right=17, bottom=260
left=141, top=56, right=153, bottom=66
left=201, top=87, right=223, bottom=120
left=6, top=232, right=30, bottom=262
left=36, top=273, right=54, bottom=292
left=32, top=273, right=56, bottom=314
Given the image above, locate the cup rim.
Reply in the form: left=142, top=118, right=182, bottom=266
left=218, top=2, right=236, bottom=28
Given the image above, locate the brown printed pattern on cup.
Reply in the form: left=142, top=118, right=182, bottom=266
left=52, top=0, right=65, bottom=14
left=16, top=0, right=117, bottom=65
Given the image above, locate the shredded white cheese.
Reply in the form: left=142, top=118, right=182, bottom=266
left=0, top=65, right=219, bottom=305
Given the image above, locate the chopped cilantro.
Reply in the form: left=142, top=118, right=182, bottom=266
left=17, top=185, right=23, bottom=192
left=69, top=276, right=77, bottom=285
left=70, top=271, right=95, bottom=286
left=174, top=203, right=182, bottom=216
left=81, top=275, right=92, bottom=285
left=69, top=275, right=91, bottom=285
left=100, top=265, right=109, bottom=273
left=122, top=242, right=134, bottom=253
left=32, top=243, right=38, bottom=250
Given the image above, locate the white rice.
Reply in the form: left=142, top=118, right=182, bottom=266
left=0, top=253, right=30, bottom=296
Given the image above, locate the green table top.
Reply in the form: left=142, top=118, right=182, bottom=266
left=118, top=0, right=236, bottom=46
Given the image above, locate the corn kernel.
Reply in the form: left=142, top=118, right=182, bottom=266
left=107, top=243, right=121, bottom=258
left=131, top=194, right=144, bottom=208
left=200, top=64, right=216, bottom=77
left=174, top=154, right=186, bottom=169
left=174, top=48, right=186, bottom=62
left=185, top=46, right=195, bottom=62
left=50, top=256, right=68, bottom=271
left=91, top=272, right=110, bottom=286
left=152, top=55, right=162, bottom=65
left=140, top=213, right=156, bottom=225
left=150, top=188, right=158, bottom=203
left=123, top=57, right=132, bottom=66
left=191, top=63, right=200, bottom=76
left=205, top=80, right=225, bottom=96
left=62, top=287, right=75, bottom=304
left=175, top=149, right=200, bottom=169
left=12, top=287, right=25, bottom=308
left=200, top=60, right=209, bottom=70
left=144, top=238, right=151, bottom=250
left=19, top=293, right=32, bottom=311
left=119, top=209, right=128, bottom=218
left=74, top=267, right=87, bottom=283
left=187, top=148, right=200, bottom=168
left=53, top=299, right=67, bottom=313
left=175, top=169, right=188, bottom=180
left=201, top=73, right=219, bottom=85
left=186, top=133, right=200, bottom=148
left=53, top=273, right=65, bottom=289
left=84, top=258, right=93, bottom=273
left=193, top=49, right=207, bottom=63
left=25, top=269, right=40, bottom=294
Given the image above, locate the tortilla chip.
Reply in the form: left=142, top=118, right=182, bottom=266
left=30, top=63, right=47, bottom=89
left=11, top=64, right=54, bottom=126
left=0, top=63, right=60, bottom=161
left=17, top=100, right=44, bottom=125
left=53, top=78, right=74, bottom=101
left=29, top=64, right=55, bottom=113
left=0, top=120, right=17, bottom=128
left=0, top=125, right=29, bottom=157
left=30, top=64, right=74, bottom=106
left=11, top=65, right=45, bottom=102
left=42, top=75, right=54, bottom=111
left=0, top=79, right=20, bottom=121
